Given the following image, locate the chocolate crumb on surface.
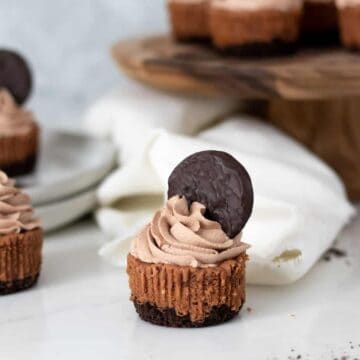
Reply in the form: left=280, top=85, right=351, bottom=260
left=322, top=247, right=347, bottom=262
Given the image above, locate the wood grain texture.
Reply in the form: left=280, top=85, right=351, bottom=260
left=112, top=35, right=360, bottom=100
left=267, top=98, right=360, bottom=200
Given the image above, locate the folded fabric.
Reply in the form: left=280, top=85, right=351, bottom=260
left=96, top=116, right=355, bottom=285
left=83, top=83, right=239, bottom=164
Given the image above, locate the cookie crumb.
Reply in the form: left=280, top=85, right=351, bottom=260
left=322, top=248, right=347, bottom=262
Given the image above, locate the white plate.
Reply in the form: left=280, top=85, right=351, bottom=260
left=16, top=129, right=116, bottom=206
left=35, top=187, right=97, bottom=233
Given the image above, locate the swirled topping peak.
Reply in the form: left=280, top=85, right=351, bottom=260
left=0, top=171, right=41, bottom=235
left=211, top=0, right=303, bottom=11
left=0, top=89, right=35, bottom=136
left=130, top=196, right=249, bottom=267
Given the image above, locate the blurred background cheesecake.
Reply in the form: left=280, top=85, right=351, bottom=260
left=301, top=0, right=339, bottom=44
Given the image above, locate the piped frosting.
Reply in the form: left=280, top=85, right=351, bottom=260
left=306, top=0, right=333, bottom=3
left=0, top=171, right=41, bottom=235
left=168, top=0, right=207, bottom=3
left=211, top=0, right=303, bottom=11
left=130, top=195, right=248, bottom=267
left=0, top=89, right=36, bottom=137
left=336, top=0, right=360, bottom=8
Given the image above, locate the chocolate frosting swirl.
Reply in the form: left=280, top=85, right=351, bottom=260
left=0, top=171, right=41, bottom=235
left=131, top=196, right=249, bottom=267
left=0, top=89, right=35, bottom=136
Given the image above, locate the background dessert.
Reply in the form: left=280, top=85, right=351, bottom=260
left=168, top=0, right=210, bottom=40
left=209, top=0, right=304, bottom=55
left=0, top=90, right=39, bottom=176
left=127, top=151, right=253, bottom=327
left=166, top=0, right=360, bottom=53
left=336, top=0, right=360, bottom=50
left=0, top=171, right=43, bottom=295
left=0, top=50, right=39, bottom=177
left=301, top=0, right=339, bottom=44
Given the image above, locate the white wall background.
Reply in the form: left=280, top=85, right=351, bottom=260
left=0, top=0, right=167, bottom=128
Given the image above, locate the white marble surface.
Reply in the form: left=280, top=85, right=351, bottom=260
left=0, top=213, right=359, bottom=360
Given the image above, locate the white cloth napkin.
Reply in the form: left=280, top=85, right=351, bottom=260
left=83, top=88, right=354, bottom=285
left=83, top=83, right=239, bottom=164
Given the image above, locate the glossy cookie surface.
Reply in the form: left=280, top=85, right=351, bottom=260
left=0, top=49, right=32, bottom=105
left=168, top=150, right=254, bottom=238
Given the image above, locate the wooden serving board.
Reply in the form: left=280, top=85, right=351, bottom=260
left=112, top=35, right=360, bottom=100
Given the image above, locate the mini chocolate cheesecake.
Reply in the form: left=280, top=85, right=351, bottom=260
left=0, top=171, right=43, bottom=295
left=168, top=0, right=211, bottom=41
left=336, top=0, right=360, bottom=50
left=127, top=151, right=253, bottom=327
left=301, top=0, right=339, bottom=45
left=128, top=251, right=247, bottom=327
left=209, top=0, right=304, bottom=56
left=0, top=90, right=39, bottom=177
left=0, top=50, right=38, bottom=177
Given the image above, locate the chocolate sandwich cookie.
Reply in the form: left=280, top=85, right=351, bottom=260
left=168, top=150, right=254, bottom=238
left=127, top=151, right=253, bottom=327
left=0, top=49, right=32, bottom=105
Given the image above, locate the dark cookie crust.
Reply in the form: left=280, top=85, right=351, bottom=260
left=0, top=274, right=39, bottom=295
left=301, top=30, right=339, bottom=47
left=134, top=301, right=240, bottom=328
left=0, top=153, right=37, bottom=177
left=0, top=49, right=32, bottom=105
left=220, top=39, right=297, bottom=58
left=168, top=150, right=254, bottom=238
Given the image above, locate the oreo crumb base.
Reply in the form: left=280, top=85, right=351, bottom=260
left=220, top=39, right=298, bottom=57
left=0, top=274, right=39, bottom=295
left=301, top=29, right=339, bottom=47
left=133, top=301, right=241, bottom=328
left=1, top=153, right=37, bottom=177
